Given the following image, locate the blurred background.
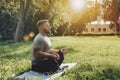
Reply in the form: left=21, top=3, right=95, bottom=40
left=0, top=0, right=120, bottom=42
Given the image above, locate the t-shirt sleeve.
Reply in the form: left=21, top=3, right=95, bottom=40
left=33, top=38, right=44, bottom=50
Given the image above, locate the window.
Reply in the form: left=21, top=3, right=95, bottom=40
left=85, top=28, right=88, bottom=32
left=103, top=28, right=106, bottom=32
left=98, top=28, right=101, bottom=32
left=91, top=28, right=94, bottom=32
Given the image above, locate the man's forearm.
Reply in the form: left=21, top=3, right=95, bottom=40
left=48, top=49, right=59, bottom=54
left=36, top=51, right=52, bottom=58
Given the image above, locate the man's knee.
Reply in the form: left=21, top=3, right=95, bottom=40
left=48, top=57, right=58, bottom=65
left=58, top=52, right=64, bottom=60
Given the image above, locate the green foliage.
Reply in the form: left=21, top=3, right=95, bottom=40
left=0, top=0, right=19, bottom=40
left=102, top=0, right=120, bottom=22
left=1, top=0, right=113, bottom=40
left=24, top=0, right=70, bottom=36
left=1, top=0, right=120, bottom=41
left=0, top=0, right=71, bottom=40
left=1, top=36, right=120, bottom=79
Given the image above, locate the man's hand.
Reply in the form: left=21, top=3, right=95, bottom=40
left=60, top=48, right=68, bottom=54
left=50, top=54, right=60, bottom=60
left=49, top=50, right=60, bottom=60
left=49, top=50, right=58, bottom=54
left=49, top=48, right=68, bottom=60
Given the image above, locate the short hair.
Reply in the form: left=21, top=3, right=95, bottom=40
left=36, top=19, right=48, bottom=28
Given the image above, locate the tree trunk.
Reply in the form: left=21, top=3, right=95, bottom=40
left=14, top=0, right=31, bottom=42
left=14, top=18, right=25, bottom=42
left=114, top=23, right=117, bottom=36
left=62, top=18, right=71, bottom=36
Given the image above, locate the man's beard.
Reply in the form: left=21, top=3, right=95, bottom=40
left=44, top=29, right=51, bottom=35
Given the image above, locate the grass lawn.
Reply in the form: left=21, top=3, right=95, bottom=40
left=0, top=36, right=120, bottom=80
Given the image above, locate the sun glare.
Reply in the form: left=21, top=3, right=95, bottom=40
left=70, top=0, right=86, bottom=11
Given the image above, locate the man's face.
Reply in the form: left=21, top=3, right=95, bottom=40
left=43, top=22, right=51, bottom=34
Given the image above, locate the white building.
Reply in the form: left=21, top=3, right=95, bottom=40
left=83, top=16, right=113, bottom=34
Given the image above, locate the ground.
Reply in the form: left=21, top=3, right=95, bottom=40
left=0, top=36, right=120, bottom=80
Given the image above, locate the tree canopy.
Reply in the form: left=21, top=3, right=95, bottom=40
left=0, top=0, right=120, bottom=41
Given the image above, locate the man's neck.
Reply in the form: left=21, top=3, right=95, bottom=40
left=39, top=31, right=46, bottom=37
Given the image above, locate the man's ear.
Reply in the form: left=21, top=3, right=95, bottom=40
left=38, top=26, right=41, bottom=31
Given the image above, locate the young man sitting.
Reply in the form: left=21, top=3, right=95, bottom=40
left=32, top=20, right=68, bottom=73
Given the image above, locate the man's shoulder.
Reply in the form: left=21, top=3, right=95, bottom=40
left=34, top=34, right=44, bottom=42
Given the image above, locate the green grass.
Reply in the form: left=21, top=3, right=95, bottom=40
left=0, top=36, right=120, bottom=80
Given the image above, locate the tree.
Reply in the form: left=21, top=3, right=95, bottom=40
left=14, top=0, right=31, bottom=42
left=65, top=1, right=101, bottom=36
left=102, top=0, right=120, bottom=35
left=24, top=0, right=71, bottom=36
left=0, top=0, right=18, bottom=40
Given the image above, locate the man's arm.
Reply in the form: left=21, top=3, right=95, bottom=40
left=34, top=48, right=59, bottom=59
left=34, top=48, right=52, bottom=57
left=49, top=48, right=68, bottom=54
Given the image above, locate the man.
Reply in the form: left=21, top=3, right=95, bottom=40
left=32, top=19, right=68, bottom=73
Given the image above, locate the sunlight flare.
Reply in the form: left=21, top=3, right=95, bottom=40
left=69, top=0, right=86, bottom=11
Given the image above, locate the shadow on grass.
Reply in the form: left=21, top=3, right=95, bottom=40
left=0, top=50, right=31, bottom=60
left=63, top=63, right=120, bottom=80
left=0, top=41, right=31, bottom=47
left=0, top=41, right=32, bottom=55
left=0, top=40, right=15, bottom=45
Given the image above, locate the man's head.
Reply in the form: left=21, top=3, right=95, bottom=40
left=37, top=19, right=51, bottom=34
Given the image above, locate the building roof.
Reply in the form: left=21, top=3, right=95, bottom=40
left=88, top=20, right=111, bottom=25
